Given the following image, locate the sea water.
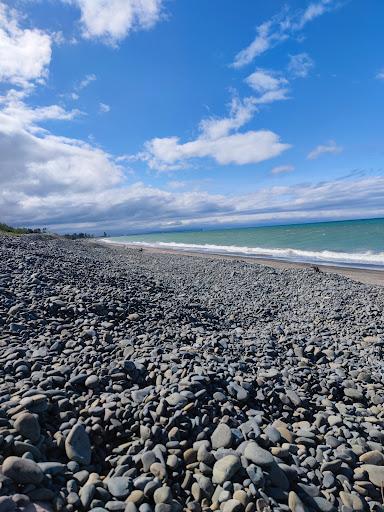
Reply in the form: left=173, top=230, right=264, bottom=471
left=104, top=218, right=384, bottom=269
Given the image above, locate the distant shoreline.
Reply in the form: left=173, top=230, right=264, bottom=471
left=96, top=239, right=384, bottom=287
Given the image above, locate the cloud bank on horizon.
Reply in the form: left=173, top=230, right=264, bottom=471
left=0, top=0, right=383, bottom=233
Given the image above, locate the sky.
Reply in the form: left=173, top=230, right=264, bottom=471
left=0, top=0, right=383, bottom=234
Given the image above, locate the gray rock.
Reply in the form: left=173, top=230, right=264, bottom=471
left=222, top=499, right=242, bottom=512
left=359, top=464, right=384, bottom=487
left=165, top=393, right=188, bottom=407
left=212, top=455, right=241, bottom=484
left=211, top=423, right=232, bottom=450
left=153, top=486, right=172, bottom=504
left=288, top=491, right=307, bottom=512
left=244, top=442, right=274, bottom=467
left=359, top=450, right=384, bottom=465
left=2, top=456, right=44, bottom=485
left=65, top=424, right=92, bottom=465
left=14, top=413, right=41, bottom=443
left=107, top=477, right=132, bottom=499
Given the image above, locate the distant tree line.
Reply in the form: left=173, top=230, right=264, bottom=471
left=0, top=223, right=47, bottom=234
left=1, top=221, right=105, bottom=239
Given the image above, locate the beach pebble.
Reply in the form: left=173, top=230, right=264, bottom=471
left=13, top=413, right=41, bottom=443
left=2, top=456, right=44, bottom=485
left=65, top=424, right=92, bottom=465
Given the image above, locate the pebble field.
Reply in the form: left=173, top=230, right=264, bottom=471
left=0, top=235, right=383, bottom=512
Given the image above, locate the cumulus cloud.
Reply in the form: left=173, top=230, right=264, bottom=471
left=307, top=140, right=343, bottom=160
left=0, top=2, right=52, bottom=86
left=0, top=89, right=122, bottom=201
left=271, top=165, right=294, bottom=175
left=139, top=96, right=291, bottom=171
left=67, top=0, right=164, bottom=45
left=288, top=53, right=314, bottom=78
left=143, top=131, right=290, bottom=170
left=232, top=0, right=336, bottom=68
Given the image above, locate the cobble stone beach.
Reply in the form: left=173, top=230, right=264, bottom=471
left=0, top=235, right=383, bottom=512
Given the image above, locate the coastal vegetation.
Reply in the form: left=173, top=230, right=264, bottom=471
left=0, top=222, right=46, bottom=235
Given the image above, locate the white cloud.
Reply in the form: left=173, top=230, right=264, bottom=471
left=376, top=69, right=384, bottom=80
left=232, top=0, right=337, bottom=68
left=0, top=90, right=122, bottom=200
left=68, top=0, right=164, bottom=45
left=78, top=73, right=97, bottom=90
left=307, top=140, right=343, bottom=160
left=69, top=73, right=96, bottom=101
left=0, top=89, right=82, bottom=131
left=199, top=96, right=257, bottom=140
left=271, top=165, right=294, bottom=175
left=99, top=102, right=111, bottom=113
left=144, top=130, right=290, bottom=170
left=2, top=171, right=384, bottom=234
left=139, top=95, right=291, bottom=171
left=245, top=69, right=289, bottom=107
left=288, top=53, right=314, bottom=78
left=0, top=3, right=52, bottom=86
left=245, top=69, right=288, bottom=93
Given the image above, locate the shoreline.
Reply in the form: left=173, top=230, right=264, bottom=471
left=97, top=240, right=384, bottom=287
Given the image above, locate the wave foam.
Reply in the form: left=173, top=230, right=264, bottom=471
left=101, top=240, right=384, bottom=269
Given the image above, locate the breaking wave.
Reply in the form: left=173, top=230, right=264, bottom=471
left=101, top=239, right=384, bottom=269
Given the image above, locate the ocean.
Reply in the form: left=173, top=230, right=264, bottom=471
left=104, top=218, right=384, bottom=269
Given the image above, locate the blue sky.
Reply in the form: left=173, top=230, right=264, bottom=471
left=0, top=0, right=383, bottom=233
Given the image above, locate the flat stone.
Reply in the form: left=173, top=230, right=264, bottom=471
left=211, top=423, right=232, bottom=450
left=359, top=450, right=384, bottom=465
left=14, top=413, right=41, bottom=443
left=244, top=442, right=274, bottom=467
left=19, top=394, right=48, bottom=413
left=153, top=486, right=172, bottom=504
left=339, top=491, right=365, bottom=511
left=222, top=499, right=242, bottom=512
left=65, top=423, right=91, bottom=465
left=212, top=455, right=241, bottom=484
left=85, top=375, right=99, bottom=389
left=165, top=393, right=188, bottom=407
left=344, top=388, right=363, bottom=401
left=107, top=477, right=132, bottom=499
left=288, top=491, right=307, bottom=512
left=80, top=484, right=95, bottom=509
left=312, top=497, right=335, bottom=512
left=359, top=464, right=384, bottom=487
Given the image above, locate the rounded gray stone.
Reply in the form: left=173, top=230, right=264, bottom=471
left=2, top=456, right=44, bottom=485
left=212, top=455, right=241, bottom=484
left=211, top=423, right=232, bottom=450
left=14, top=412, right=41, bottom=443
left=244, top=442, right=274, bottom=467
left=65, top=423, right=91, bottom=465
left=107, top=477, right=132, bottom=499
